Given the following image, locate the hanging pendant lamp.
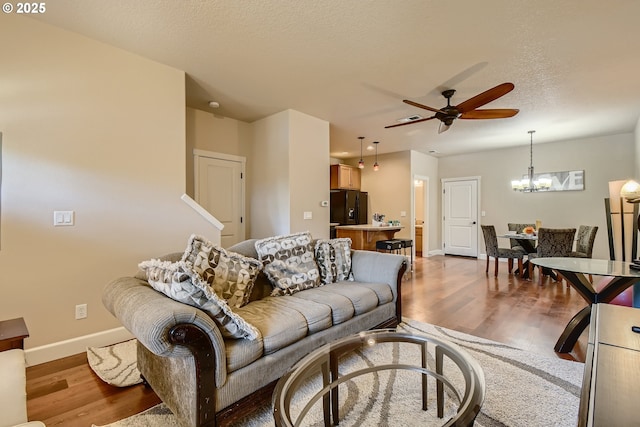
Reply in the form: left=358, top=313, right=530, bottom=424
left=373, top=141, right=380, bottom=171
left=358, top=136, right=365, bottom=169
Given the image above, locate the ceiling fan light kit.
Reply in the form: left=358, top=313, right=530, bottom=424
left=385, top=82, right=519, bottom=133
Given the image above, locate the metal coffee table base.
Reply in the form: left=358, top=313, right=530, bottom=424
left=273, top=330, right=485, bottom=427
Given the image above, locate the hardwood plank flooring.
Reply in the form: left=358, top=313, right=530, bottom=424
left=25, top=255, right=590, bottom=426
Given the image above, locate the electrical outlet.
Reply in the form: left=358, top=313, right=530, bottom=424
left=75, top=304, right=87, bottom=320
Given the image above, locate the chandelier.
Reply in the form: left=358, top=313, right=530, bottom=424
left=511, top=130, right=552, bottom=192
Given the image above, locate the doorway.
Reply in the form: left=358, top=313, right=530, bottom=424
left=441, top=177, right=480, bottom=257
left=413, top=176, right=428, bottom=257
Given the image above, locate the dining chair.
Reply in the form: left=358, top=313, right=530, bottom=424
left=528, top=228, right=577, bottom=282
left=507, top=223, right=536, bottom=253
left=570, top=225, right=598, bottom=258
left=569, top=225, right=598, bottom=282
left=481, top=225, right=524, bottom=277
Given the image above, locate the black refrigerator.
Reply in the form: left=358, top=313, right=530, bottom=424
left=330, top=190, right=368, bottom=225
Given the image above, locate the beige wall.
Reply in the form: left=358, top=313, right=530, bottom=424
left=249, top=109, right=330, bottom=238
left=358, top=151, right=412, bottom=240
left=439, top=133, right=635, bottom=259
left=288, top=110, right=331, bottom=238
left=410, top=150, right=440, bottom=253
left=0, top=16, right=220, bottom=355
left=185, top=108, right=252, bottom=198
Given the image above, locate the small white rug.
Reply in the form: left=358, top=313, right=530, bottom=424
left=93, top=319, right=585, bottom=427
left=87, top=339, right=142, bottom=387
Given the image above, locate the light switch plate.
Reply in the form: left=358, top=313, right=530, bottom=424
left=54, top=210, right=75, bottom=226
left=303, top=211, right=313, bottom=220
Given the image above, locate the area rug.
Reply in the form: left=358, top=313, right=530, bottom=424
left=87, top=338, right=142, bottom=387
left=92, top=319, right=584, bottom=427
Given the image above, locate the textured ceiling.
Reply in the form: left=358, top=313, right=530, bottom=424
left=33, top=0, right=640, bottom=158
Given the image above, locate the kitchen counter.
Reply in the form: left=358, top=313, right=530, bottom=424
left=335, top=224, right=404, bottom=251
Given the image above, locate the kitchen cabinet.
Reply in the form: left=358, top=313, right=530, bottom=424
left=415, top=226, right=423, bottom=256
left=330, top=164, right=361, bottom=190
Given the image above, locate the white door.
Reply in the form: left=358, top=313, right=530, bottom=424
left=195, top=151, right=245, bottom=248
left=442, top=178, right=479, bottom=257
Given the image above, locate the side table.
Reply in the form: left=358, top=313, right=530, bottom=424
left=0, top=317, right=30, bottom=352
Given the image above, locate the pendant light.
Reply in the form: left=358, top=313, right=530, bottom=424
left=511, top=131, right=551, bottom=192
left=373, top=141, right=380, bottom=171
left=358, top=136, right=365, bottom=169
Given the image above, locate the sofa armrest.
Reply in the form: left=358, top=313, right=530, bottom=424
left=102, top=276, right=228, bottom=386
left=350, top=250, right=406, bottom=300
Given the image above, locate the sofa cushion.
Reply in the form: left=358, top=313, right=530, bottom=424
left=265, top=295, right=333, bottom=334
left=182, top=235, right=262, bottom=308
left=234, top=299, right=308, bottom=354
left=347, top=281, right=394, bottom=305
left=254, top=231, right=320, bottom=296
left=224, top=337, right=264, bottom=374
left=290, top=289, right=355, bottom=325
left=315, top=238, right=354, bottom=284
left=139, top=259, right=261, bottom=340
left=318, top=283, right=380, bottom=315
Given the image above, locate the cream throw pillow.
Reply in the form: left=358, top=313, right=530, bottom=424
left=139, top=259, right=261, bottom=340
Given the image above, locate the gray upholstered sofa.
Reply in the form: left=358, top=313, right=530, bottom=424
left=103, top=237, right=406, bottom=427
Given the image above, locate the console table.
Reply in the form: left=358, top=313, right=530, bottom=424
left=579, top=304, right=640, bottom=426
left=530, top=257, right=640, bottom=352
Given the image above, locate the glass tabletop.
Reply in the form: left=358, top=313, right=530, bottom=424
left=530, top=257, right=640, bottom=277
left=498, top=233, right=538, bottom=240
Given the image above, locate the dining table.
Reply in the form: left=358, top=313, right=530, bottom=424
left=530, top=257, right=640, bottom=353
left=497, top=232, right=538, bottom=278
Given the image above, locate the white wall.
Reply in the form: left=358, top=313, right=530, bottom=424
left=438, top=133, right=635, bottom=259
left=0, top=15, right=220, bottom=360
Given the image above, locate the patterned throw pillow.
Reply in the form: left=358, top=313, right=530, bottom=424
left=315, top=238, right=354, bottom=284
left=139, top=259, right=261, bottom=340
left=182, top=235, right=263, bottom=309
left=254, top=231, right=320, bottom=296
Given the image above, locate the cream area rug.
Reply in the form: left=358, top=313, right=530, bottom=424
left=92, top=319, right=584, bottom=427
left=87, top=338, right=142, bottom=387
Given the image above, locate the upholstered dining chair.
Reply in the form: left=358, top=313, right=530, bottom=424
left=528, top=228, right=577, bottom=282
left=570, top=225, right=598, bottom=258
left=481, top=225, right=524, bottom=277
left=569, top=225, right=598, bottom=282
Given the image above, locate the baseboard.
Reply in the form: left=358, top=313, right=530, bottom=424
left=427, top=249, right=445, bottom=256
left=25, top=327, right=133, bottom=367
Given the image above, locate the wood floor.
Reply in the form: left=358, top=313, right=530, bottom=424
left=25, top=255, right=590, bottom=426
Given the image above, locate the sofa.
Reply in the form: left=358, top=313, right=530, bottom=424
left=103, top=233, right=407, bottom=427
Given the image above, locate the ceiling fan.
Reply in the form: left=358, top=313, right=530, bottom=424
left=385, top=82, right=519, bottom=133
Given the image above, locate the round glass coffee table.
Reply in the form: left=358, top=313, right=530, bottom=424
left=273, top=329, right=485, bottom=426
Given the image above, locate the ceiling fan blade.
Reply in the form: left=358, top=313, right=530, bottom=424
left=460, top=109, right=520, bottom=119
left=438, top=122, right=451, bottom=134
left=403, top=99, right=446, bottom=114
left=455, top=82, right=515, bottom=113
left=384, top=116, right=436, bottom=129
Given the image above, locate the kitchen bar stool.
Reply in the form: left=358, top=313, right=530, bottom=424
left=376, top=239, right=403, bottom=254
left=396, top=239, right=414, bottom=272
